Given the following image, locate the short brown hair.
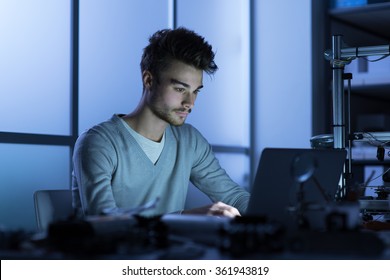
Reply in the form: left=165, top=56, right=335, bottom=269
left=140, top=27, right=218, bottom=82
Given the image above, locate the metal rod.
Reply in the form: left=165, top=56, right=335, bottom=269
left=347, top=76, right=352, bottom=175
left=331, top=35, right=347, bottom=198
left=341, top=45, right=390, bottom=58
left=331, top=35, right=345, bottom=150
left=325, top=45, right=390, bottom=60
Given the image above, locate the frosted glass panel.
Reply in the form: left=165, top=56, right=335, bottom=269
left=254, top=1, right=312, bottom=157
left=0, top=0, right=71, bottom=135
left=79, top=0, right=170, bottom=133
left=185, top=152, right=250, bottom=209
left=0, top=144, right=70, bottom=231
left=177, top=0, right=250, bottom=146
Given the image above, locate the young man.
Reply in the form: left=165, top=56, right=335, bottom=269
left=72, top=27, right=250, bottom=217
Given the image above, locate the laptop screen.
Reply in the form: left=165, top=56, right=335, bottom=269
left=247, top=148, right=347, bottom=232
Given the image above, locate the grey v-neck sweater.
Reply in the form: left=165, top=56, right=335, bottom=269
left=72, top=114, right=250, bottom=216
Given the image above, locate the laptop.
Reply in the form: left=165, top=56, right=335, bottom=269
left=164, top=147, right=347, bottom=242
left=246, top=147, right=347, bottom=232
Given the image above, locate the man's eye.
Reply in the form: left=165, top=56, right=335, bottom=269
left=175, top=88, right=186, bottom=93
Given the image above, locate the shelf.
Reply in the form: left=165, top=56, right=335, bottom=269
left=352, top=159, right=390, bottom=165
left=332, top=3, right=390, bottom=102
left=329, top=2, right=390, bottom=39
left=350, top=83, right=390, bottom=100
left=313, top=2, right=390, bottom=134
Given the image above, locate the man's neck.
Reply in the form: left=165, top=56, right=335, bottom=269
left=122, top=107, right=167, bottom=142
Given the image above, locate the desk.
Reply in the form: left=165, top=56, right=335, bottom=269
left=1, top=215, right=390, bottom=260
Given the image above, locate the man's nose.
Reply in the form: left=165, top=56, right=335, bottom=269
left=183, top=93, right=195, bottom=109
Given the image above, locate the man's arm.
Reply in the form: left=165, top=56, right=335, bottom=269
left=187, top=126, right=250, bottom=215
left=72, top=130, right=119, bottom=215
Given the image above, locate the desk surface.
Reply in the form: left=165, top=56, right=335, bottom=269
left=1, top=215, right=390, bottom=260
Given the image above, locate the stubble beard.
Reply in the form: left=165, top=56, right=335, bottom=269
left=153, top=106, right=185, bottom=126
left=149, top=97, right=186, bottom=127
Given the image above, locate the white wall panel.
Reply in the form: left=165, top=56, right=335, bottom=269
left=176, top=0, right=250, bottom=147
left=254, top=0, right=312, bottom=167
left=79, top=0, right=170, bottom=133
left=0, top=0, right=71, bottom=135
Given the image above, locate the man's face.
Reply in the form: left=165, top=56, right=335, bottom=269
left=147, top=60, right=203, bottom=126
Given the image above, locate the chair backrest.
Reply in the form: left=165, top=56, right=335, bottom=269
left=33, top=189, right=73, bottom=232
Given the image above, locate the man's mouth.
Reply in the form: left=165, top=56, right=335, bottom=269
left=175, top=108, right=191, bottom=117
left=175, top=111, right=189, bottom=118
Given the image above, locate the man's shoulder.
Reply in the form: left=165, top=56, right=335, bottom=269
left=77, top=115, right=123, bottom=143
left=83, top=115, right=121, bottom=133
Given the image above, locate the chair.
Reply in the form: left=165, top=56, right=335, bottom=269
left=33, top=189, right=74, bottom=232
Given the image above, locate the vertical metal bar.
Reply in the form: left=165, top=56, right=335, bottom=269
left=332, top=35, right=347, bottom=198
left=312, top=0, right=331, bottom=136
left=71, top=0, right=79, bottom=143
left=70, top=0, right=79, bottom=180
left=347, top=76, right=352, bottom=175
left=171, top=0, right=177, bottom=29
left=249, top=0, right=256, bottom=186
left=332, top=35, right=345, bottom=150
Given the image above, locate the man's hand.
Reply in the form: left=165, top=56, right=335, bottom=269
left=182, top=201, right=241, bottom=218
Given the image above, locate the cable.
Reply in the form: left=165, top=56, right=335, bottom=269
left=359, top=166, right=390, bottom=188
left=362, top=132, right=390, bottom=146
left=363, top=54, right=390, bottom=62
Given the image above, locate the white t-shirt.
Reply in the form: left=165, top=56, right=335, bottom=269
left=120, top=118, right=165, bottom=164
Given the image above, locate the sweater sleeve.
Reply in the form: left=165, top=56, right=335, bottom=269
left=188, top=127, right=250, bottom=214
left=72, top=129, right=119, bottom=215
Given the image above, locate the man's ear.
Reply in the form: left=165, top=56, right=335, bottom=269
left=142, top=70, right=153, bottom=89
